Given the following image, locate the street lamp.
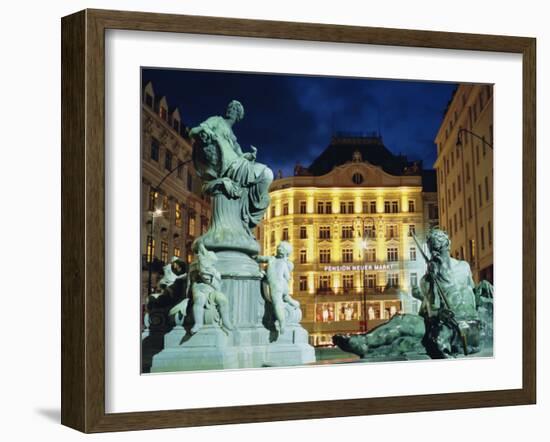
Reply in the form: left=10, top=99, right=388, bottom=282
left=456, top=128, right=493, bottom=150
left=146, top=157, right=193, bottom=297
left=355, top=216, right=375, bottom=333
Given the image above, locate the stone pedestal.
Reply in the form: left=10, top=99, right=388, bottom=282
left=149, top=251, right=315, bottom=372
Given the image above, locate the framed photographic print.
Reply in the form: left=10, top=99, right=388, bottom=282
left=61, top=9, right=536, bottom=433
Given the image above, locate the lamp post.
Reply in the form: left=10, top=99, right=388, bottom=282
left=456, top=128, right=493, bottom=150
left=356, top=216, right=375, bottom=333
left=146, top=158, right=193, bottom=297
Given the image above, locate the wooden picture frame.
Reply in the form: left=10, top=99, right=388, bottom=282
left=61, top=8, right=536, bottom=433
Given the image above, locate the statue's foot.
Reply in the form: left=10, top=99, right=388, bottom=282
left=190, top=324, right=201, bottom=335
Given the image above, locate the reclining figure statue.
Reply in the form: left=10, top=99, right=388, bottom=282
left=333, top=228, right=494, bottom=360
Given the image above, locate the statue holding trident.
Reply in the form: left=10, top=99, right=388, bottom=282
left=190, top=100, right=273, bottom=254
left=333, top=228, right=493, bottom=360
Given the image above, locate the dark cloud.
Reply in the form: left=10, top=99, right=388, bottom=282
left=142, top=69, right=457, bottom=176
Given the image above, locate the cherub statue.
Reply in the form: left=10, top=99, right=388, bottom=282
left=170, top=243, right=234, bottom=334
left=255, top=241, right=300, bottom=334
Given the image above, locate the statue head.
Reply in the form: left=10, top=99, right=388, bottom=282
left=225, top=100, right=244, bottom=122
left=426, top=228, right=451, bottom=256
left=170, top=256, right=187, bottom=275
left=276, top=241, right=293, bottom=258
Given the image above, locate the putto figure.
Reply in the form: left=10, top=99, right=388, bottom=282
left=256, top=241, right=300, bottom=334
left=333, top=228, right=493, bottom=360
left=177, top=242, right=234, bottom=334
left=190, top=100, right=273, bottom=242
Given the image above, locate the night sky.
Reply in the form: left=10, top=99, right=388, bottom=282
left=142, top=68, right=457, bottom=177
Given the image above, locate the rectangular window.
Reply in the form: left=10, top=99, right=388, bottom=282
left=340, top=201, right=347, bottom=214
left=408, top=200, right=415, bottom=212
left=408, top=224, right=416, bottom=237
left=177, top=161, right=184, bottom=179
left=341, top=225, right=354, bottom=239
left=459, top=207, right=463, bottom=228
left=449, top=218, right=453, bottom=235
left=488, top=221, right=493, bottom=245
left=173, top=119, right=180, bottom=133
left=173, top=247, right=180, bottom=258
left=387, top=247, right=398, bottom=262
left=457, top=174, right=462, bottom=193
left=469, top=238, right=476, bottom=262
left=318, top=275, right=331, bottom=290
left=370, top=201, right=377, bottom=213
left=148, top=189, right=157, bottom=211
left=478, top=184, right=482, bottom=207
left=188, top=216, right=196, bottom=236
left=386, top=224, right=399, bottom=239
left=468, top=197, right=473, bottom=219
left=164, top=150, right=173, bottom=171
left=270, top=231, right=275, bottom=246
left=299, top=249, right=307, bottom=264
left=146, top=236, right=155, bottom=263
left=299, top=226, right=307, bottom=239
left=366, top=274, right=376, bottom=289
left=319, top=249, right=331, bottom=264
left=187, top=173, right=193, bottom=191
left=343, top=274, right=354, bottom=289
left=162, top=195, right=169, bottom=211
left=454, top=213, right=458, bottom=233
left=387, top=273, right=399, bottom=288
left=364, top=224, right=376, bottom=239
left=160, top=107, right=168, bottom=121
left=150, top=138, right=160, bottom=161
left=448, top=188, right=452, bottom=204
left=391, top=201, right=399, bottom=213
left=299, top=276, right=308, bottom=291
left=409, top=247, right=417, bottom=261
left=365, top=248, right=376, bottom=262
left=384, top=201, right=391, bottom=213
left=161, top=241, right=168, bottom=263
left=476, top=144, right=480, bottom=165
left=485, top=176, right=490, bottom=202
left=317, top=201, right=324, bottom=214
left=348, top=201, right=354, bottom=213
left=271, top=205, right=276, bottom=218
left=319, top=226, right=331, bottom=239
left=481, top=226, right=485, bottom=250
left=429, top=203, right=438, bottom=220
left=299, top=201, right=307, bottom=214
left=342, top=249, right=353, bottom=263
left=410, top=273, right=418, bottom=288
left=175, top=202, right=182, bottom=227
left=452, top=182, right=456, bottom=200
left=282, top=227, right=289, bottom=241
left=282, top=202, right=289, bottom=215
left=362, top=201, right=368, bottom=214
left=325, top=201, right=332, bottom=214
left=465, top=162, right=471, bottom=182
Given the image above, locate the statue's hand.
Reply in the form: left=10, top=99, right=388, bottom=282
left=243, top=145, right=257, bottom=161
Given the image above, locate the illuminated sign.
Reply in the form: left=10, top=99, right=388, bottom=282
left=323, top=263, right=397, bottom=272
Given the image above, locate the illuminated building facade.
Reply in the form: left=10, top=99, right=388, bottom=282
left=434, top=84, right=493, bottom=283
left=258, top=134, right=438, bottom=346
left=141, top=81, right=211, bottom=302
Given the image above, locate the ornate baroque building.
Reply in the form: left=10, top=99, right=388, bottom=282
left=434, top=84, right=493, bottom=283
left=258, top=134, right=438, bottom=347
left=141, top=81, right=211, bottom=301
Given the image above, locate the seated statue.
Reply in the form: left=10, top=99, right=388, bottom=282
left=255, top=241, right=300, bottom=334
left=333, top=228, right=493, bottom=360
left=190, top=100, right=273, bottom=234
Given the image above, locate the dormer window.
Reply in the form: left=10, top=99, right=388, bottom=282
left=173, top=119, right=180, bottom=132
left=145, top=93, right=153, bottom=107
left=160, top=107, right=168, bottom=121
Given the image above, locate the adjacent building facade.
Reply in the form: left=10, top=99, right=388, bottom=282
left=434, top=84, right=493, bottom=283
left=258, top=134, right=438, bottom=347
left=141, top=82, right=211, bottom=301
